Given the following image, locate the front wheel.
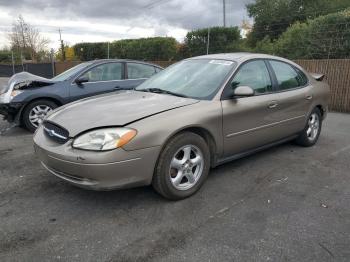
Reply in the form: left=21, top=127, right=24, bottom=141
left=295, top=107, right=322, bottom=147
left=22, top=100, right=58, bottom=132
left=152, top=132, right=210, bottom=200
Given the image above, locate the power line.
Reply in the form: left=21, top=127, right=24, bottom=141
left=144, top=0, right=172, bottom=9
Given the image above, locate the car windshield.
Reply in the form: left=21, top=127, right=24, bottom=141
left=52, top=62, right=93, bottom=81
left=135, top=59, right=236, bottom=100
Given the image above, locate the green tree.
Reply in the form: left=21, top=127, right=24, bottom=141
left=185, top=27, right=241, bottom=57
left=274, top=9, right=350, bottom=59
left=246, top=0, right=350, bottom=46
left=74, top=37, right=177, bottom=61
left=253, top=36, right=276, bottom=54
left=74, top=42, right=108, bottom=61
left=0, top=50, right=12, bottom=63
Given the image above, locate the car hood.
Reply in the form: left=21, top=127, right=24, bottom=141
left=47, top=91, right=199, bottom=137
left=9, top=71, right=55, bottom=85
left=1, top=72, right=56, bottom=95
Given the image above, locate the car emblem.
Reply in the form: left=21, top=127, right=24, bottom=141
left=47, top=129, right=55, bottom=137
left=44, top=127, right=68, bottom=140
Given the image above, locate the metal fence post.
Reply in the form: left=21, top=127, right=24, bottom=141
left=51, top=48, right=55, bottom=77
left=20, top=50, right=24, bottom=71
left=11, top=51, right=15, bottom=75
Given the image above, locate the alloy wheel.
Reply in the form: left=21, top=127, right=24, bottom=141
left=306, top=113, right=320, bottom=141
left=29, top=105, right=52, bottom=128
left=169, top=144, right=204, bottom=191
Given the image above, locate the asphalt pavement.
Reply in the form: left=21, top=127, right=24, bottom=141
left=0, top=113, right=349, bottom=262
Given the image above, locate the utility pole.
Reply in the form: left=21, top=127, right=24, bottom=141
left=207, top=28, right=210, bottom=55
left=107, top=42, right=110, bottom=59
left=223, top=0, right=226, bottom=27
left=59, top=28, right=66, bottom=61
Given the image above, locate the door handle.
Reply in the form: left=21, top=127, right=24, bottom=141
left=114, top=86, right=121, bottom=89
left=306, top=95, right=313, bottom=100
left=268, top=101, right=278, bottom=109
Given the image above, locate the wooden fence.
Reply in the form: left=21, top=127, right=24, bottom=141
left=295, top=59, right=350, bottom=112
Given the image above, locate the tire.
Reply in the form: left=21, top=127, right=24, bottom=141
left=152, top=132, right=210, bottom=200
left=295, top=107, right=322, bottom=147
left=22, top=100, right=58, bottom=132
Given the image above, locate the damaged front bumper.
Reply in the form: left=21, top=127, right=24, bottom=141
left=0, top=102, right=23, bottom=122
left=0, top=78, right=22, bottom=123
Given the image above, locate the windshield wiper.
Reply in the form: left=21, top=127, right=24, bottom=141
left=115, top=87, right=135, bottom=91
left=137, top=88, right=188, bottom=98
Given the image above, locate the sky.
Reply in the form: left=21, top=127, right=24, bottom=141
left=0, top=0, right=253, bottom=50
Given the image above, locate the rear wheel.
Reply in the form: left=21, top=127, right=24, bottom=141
left=152, top=132, right=210, bottom=200
left=22, top=100, right=58, bottom=132
left=295, top=107, right=322, bottom=147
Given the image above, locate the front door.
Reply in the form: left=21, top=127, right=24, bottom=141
left=221, top=60, right=282, bottom=157
left=69, top=62, right=127, bottom=102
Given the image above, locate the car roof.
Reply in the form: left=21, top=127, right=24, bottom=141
left=89, top=59, right=163, bottom=68
left=189, top=52, right=303, bottom=70
left=190, top=52, right=285, bottom=61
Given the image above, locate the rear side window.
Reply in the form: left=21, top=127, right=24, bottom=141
left=231, top=60, right=272, bottom=94
left=269, top=61, right=302, bottom=90
left=127, top=63, right=156, bottom=79
left=295, top=68, right=308, bottom=86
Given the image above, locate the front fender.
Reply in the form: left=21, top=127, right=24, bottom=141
left=123, top=101, right=224, bottom=157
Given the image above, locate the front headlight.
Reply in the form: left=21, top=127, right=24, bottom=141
left=10, top=90, right=23, bottom=99
left=72, top=128, right=137, bottom=151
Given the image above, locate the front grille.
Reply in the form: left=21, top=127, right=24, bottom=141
left=43, top=121, right=69, bottom=144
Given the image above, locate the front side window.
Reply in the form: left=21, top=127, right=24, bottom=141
left=127, top=63, right=156, bottom=79
left=231, top=60, right=272, bottom=94
left=136, top=59, right=236, bottom=100
left=81, top=63, right=122, bottom=82
left=269, top=61, right=301, bottom=90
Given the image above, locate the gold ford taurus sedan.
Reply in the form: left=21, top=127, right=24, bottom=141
left=34, top=53, right=330, bottom=200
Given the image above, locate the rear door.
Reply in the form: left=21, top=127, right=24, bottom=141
left=267, top=60, right=312, bottom=136
left=125, top=62, right=159, bottom=88
left=69, top=62, right=127, bottom=102
left=221, top=60, right=283, bottom=157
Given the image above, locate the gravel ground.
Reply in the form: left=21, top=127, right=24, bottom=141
left=0, top=113, right=349, bottom=262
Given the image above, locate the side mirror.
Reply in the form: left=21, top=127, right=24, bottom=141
left=233, top=86, right=255, bottom=97
left=75, top=76, right=89, bottom=85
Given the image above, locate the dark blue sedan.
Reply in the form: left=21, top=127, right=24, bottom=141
left=0, top=59, right=162, bottom=131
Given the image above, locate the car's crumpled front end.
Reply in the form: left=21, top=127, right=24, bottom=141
left=0, top=79, right=21, bottom=122
left=0, top=72, right=55, bottom=122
